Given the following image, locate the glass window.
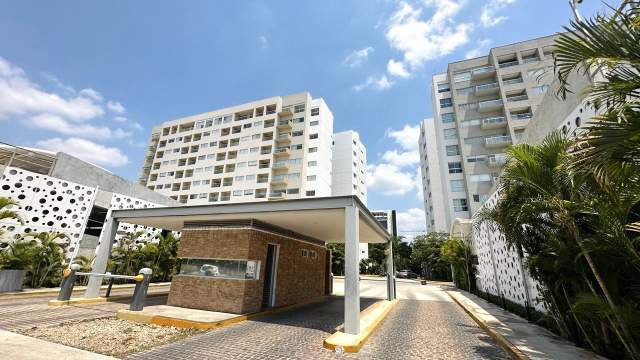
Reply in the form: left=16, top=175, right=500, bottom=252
left=441, top=113, right=455, bottom=123
left=307, top=175, right=316, bottom=181
left=453, top=71, right=471, bottom=83
left=308, top=147, right=318, bottom=153
left=292, top=117, right=305, bottom=124
left=446, top=145, right=459, bottom=156
left=448, top=162, right=463, bottom=174
left=450, top=180, right=465, bottom=192
left=470, top=174, right=492, bottom=182
left=466, top=155, right=487, bottom=163
left=310, top=120, right=319, bottom=126
left=443, top=128, right=457, bottom=140
left=179, top=258, right=260, bottom=280
left=437, top=82, right=451, bottom=93
left=456, top=87, right=474, bottom=95
left=309, top=133, right=318, bottom=139
left=453, top=199, right=469, bottom=212
left=439, top=98, right=453, bottom=108
left=308, top=161, right=317, bottom=167
left=461, top=119, right=481, bottom=127
left=294, top=104, right=305, bottom=113
left=311, top=107, right=320, bottom=116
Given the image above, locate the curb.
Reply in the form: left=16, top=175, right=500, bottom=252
left=117, top=295, right=330, bottom=330
left=323, top=299, right=398, bottom=353
left=0, top=282, right=171, bottom=300
left=48, top=291, right=168, bottom=307
left=446, top=291, right=528, bottom=360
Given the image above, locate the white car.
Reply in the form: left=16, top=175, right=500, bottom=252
left=199, top=264, right=220, bottom=276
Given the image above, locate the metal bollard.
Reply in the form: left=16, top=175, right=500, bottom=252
left=58, top=264, right=81, bottom=301
left=129, top=268, right=152, bottom=311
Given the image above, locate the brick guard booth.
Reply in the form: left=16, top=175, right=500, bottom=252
left=84, top=196, right=394, bottom=336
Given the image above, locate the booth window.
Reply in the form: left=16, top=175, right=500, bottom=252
left=179, top=258, right=260, bottom=280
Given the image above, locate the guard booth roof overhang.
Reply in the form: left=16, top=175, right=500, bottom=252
left=84, top=196, right=394, bottom=335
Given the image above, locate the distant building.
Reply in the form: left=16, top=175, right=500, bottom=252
left=331, top=130, right=367, bottom=205
left=0, top=143, right=177, bottom=262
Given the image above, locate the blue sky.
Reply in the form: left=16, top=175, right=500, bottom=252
left=0, top=0, right=616, bottom=236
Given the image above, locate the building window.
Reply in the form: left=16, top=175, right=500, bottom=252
left=310, top=120, right=319, bottom=126
left=292, top=130, right=304, bottom=137
left=439, top=98, right=453, bottom=108
left=453, top=71, right=471, bottom=83
left=308, top=161, right=317, bottom=167
left=311, top=107, right=320, bottom=116
left=307, top=175, right=316, bottom=181
left=293, top=117, right=305, bottom=124
left=448, top=162, right=463, bottom=174
left=446, top=145, right=460, bottom=156
left=306, top=190, right=316, bottom=196
left=443, top=128, right=457, bottom=140
left=294, top=104, right=305, bottom=113
left=450, top=180, right=465, bottom=192
left=470, top=174, right=492, bottom=182
left=308, top=147, right=318, bottom=153
left=441, top=113, right=455, bottom=123
left=309, top=133, right=318, bottom=140
left=473, top=194, right=480, bottom=202
left=453, top=199, right=469, bottom=212
left=437, top=82, right=451, bottom=93
left=179, top=258, right=259, bottom=280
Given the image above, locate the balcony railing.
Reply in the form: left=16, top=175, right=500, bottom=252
left=503, top=77, right=523, bottom=85
left=498, top=60, right=519, bottom=68
left=477, top=99, right=503, bottom=112
left=507, top=94, right=528, bottom=102
left=511, top=113, right=533, bottom=120
left=487, top=154, right=508, bottom=167
left=471, top=66, right=496, bottom=79
left=485, top=135, right=512, bottom=147
left=476, top=82, right=499, bottom=92
left=481, top=116, right=507, bottom=129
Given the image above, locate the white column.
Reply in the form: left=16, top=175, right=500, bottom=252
left=344, top=205, right=360, bottom=335
left=84, top=213, right=119, bottom=298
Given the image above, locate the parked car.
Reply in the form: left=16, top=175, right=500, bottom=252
left=396, top=270, right=418, bottom=279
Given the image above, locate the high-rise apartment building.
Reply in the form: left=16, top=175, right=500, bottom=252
left=420, top=35, right=558, bottom=232
left=332, top=130, right=367, bottom=205
left=139, top=92, right=334, bottom=204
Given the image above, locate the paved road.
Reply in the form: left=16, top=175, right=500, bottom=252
left=128, top=280, right=509, bottom=360
left=0, top=288, right=167, bottom=332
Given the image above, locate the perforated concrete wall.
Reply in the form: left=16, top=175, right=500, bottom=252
left=0, top=166, right=169, bottom=262
left=471, top=190, right=546, bottom=312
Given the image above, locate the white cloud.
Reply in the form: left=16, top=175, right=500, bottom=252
left=0, top=56, right=104, bottom=121
left=79, top=88, right=103, bottom=102
left=385, top=1, right=472, bottom=76
left=42, top=73, right=75, bottom=94
left=28, top=114, right=131, bottom=139
left=36, top=137, right=129, bottom=167
left=381, top=149, right=419, bottom=167
left=386, top=124, right=419, bottom=151
left=396, top=208, right=427, bottom=235
left=114, top=116, right=127, bottom=123
left=343, top=47, right=374, bottom=68
left=480, top=0, right=517, bottom=28
left=129, top=121, right=144, bottom=131
left=465, top=39, right=492, bottom=59
left=353, top=74, right=393, bottom=92
left=259, top=35, right=268, bottom=50
left=366, top=163, right=417, bottom=196
left=106, top=100, right=125, bottom=114
left=387, top=59, right=410, bottom=78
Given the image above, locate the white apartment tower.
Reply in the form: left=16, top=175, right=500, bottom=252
left=140, top=92, right=335, bottom=204
left=331, top=130, right=367, bottom=205
left=420, top=35, right=559, bottom=232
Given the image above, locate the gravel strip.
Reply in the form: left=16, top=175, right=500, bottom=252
left=22, top=317, right=204, bottom=358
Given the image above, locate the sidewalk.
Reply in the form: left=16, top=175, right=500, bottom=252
left=447, top=290, right=605, bottom=360
left=0, top=329, right=116, bottom=360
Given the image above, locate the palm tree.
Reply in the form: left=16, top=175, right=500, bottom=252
left=0, top=197, right=22, bottom=239
left=151, top=232, right=180, bottom=281
left=22, top=231, right=68, bottom=288
left=477, top=132, right=640, bottom=358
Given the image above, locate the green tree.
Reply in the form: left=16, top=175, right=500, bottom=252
left=392, top=236, right=412, bottom=271
left=327, top=243, right=344, bottom=276
left=441, top=237, right=475, bottom=292
left=22, top=231, right=68, bottom=288
left=0, top=197, right=22, bottom=239
left=410, top=233, right=451, bottom=280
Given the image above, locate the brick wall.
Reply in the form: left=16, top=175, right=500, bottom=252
left=168, top=228, right=327, bottom=314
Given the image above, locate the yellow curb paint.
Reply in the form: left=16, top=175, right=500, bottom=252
left=116, top=310, right=153, bottom=324
left=47, top=297, right=107, bottom=306
left=446, top=291, right=529, bottom=360
left=323, top=299, right=398, bottom=353
left=47, top=300, right=69, bottom=306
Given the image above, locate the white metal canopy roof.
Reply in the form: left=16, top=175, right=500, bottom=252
left=110, top=196, right=390, bottom=244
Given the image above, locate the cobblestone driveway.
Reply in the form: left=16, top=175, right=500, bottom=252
left=128, top=286, right=509, bottom=360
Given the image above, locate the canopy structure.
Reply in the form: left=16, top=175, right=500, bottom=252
left=84, top=195, right=394, bottom=335
left=451, top=218, right=473, bottom=240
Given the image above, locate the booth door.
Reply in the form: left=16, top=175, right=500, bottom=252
left=262, top=244, right=278, bottom=308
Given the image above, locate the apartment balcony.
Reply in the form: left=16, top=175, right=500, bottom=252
left=272, top=161, right=289, bottom=170
left=498, top=60, right=519, bottom=68
left=277, top=119, right=292, bottom=130
left=268, top=192, right=287, bottom=200
left=475, top=82, right=500, bottom=96
left=270, top=176, right=288, bottom=186
left=275, top=133, right=292, bottom=144
left=487, top=153, right=508, bottom=167
left=511, top=112, right=533, bottom=121
left=477, top=99, right=503, bottom=113
left=502, top=77, right=524, bottom=86
left=274, top=147, right=291, bottom=157
left=485, top=135, right=512, bottom=148
left=507, top=94, right=529, bottom=103
left=470, top=66, right=496, bottom=80
left=481, top=116, right=507, bottom=130
left=278, top=106, right=293, bottom=117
